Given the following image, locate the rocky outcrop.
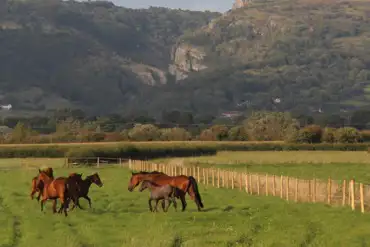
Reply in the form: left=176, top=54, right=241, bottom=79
left=168, top=44, right=208, bottom=81
left=232, top=0, right=249, bottom=9
left=129, top=63, right=167, bottom=86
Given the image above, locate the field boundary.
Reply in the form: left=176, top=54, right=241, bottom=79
left=128, top=159, right=369, bottom=214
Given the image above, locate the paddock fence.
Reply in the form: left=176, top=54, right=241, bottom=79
left=128, top=159, right=369, bottom=214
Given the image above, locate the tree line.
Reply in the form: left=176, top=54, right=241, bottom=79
left=3, top=110, right=370, bottom=144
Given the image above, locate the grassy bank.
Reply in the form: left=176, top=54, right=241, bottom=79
left=0, top=167, right=370, bottom=246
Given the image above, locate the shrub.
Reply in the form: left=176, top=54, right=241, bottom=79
left=334, top=127, right=362, bottom=143
left=160, top=128, right=192, bottom=141
left=128, top=124, right=160, bottom=141
left=199, top=125, right=229, bottom=141
left=294, top=125, right=322, bottom=143
left=322, top=127, right=336, bottom=143
left=228, top=126, right=248, bottom=141
left=244, top=111, right=299, bottom=141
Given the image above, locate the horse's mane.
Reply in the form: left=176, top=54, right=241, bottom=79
left=41, top=167, right=54, bottom=178
left=135, top=171, right=164, bottom=175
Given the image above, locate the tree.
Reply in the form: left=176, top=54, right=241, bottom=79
left=228, top=126, right=248, bottom=141
left=160, top=128, right=192, bottom=141
left=244, top=111, right=299, bottom=141
left=10, top=122, right=33, bottom=143
left=128, top=124, right=160, bottom=141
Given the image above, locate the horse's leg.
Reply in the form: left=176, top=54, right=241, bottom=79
left=180, top=194, right=187, bottom=212
left=52, top=199, right=57, bottom=213
left=154, top=200, right=159, bottom=212
left=83, top=195, right=92, bottom=208
left=172, top=197, right=177, bottom=212
left=164, top=198, right=170, bottom=212
left=40, top=198, right=47, bottom=212
left=148, top=199, right=153, bottom=212
left=36, top=192, right=41, bottom=202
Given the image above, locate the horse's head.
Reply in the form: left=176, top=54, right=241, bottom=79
left=128, top=172, right=144, bottom=192
left=90, top=173, right=103, bottom=187
left=138, top=180, right=150, bottom=192
left=36, top=169, right=52, bottom=187
left=41, top=167, right=54, bottom=179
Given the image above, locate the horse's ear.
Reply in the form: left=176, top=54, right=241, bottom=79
left=38, top=169, right=41, bottom=173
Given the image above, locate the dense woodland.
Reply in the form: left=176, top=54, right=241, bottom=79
left=1, top=0, right=370, bottom=118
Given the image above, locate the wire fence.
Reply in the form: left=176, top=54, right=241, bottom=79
left=128, top=159, right=368, bottom=214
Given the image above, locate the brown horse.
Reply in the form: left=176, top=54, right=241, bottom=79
left=35, top=169, right=72, bottom=216
left=30, top=167, right=54, bottom=201
left=128, top=171, right=204, bottom=211
left=58, top=172, right=103, bottom=213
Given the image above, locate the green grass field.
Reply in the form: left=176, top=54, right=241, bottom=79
left=157, top=151, right=370, bottom=183
left=1, top=166, right=370, bottom=247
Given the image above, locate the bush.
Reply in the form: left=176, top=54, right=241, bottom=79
left=228, top=126, right=248, bottom=141
left=199, top=125, right=229, bottom=141
left=294, top=125, right=322, bottom=143
left=322, top=127, right=336, bottom=143
left=128, top=124, right=160, bottom=141
left=160, top=128, right=192, bottom=141
left=334, top=127, right=362, bottom=143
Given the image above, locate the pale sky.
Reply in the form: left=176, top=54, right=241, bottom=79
left=109, top=0, right=233, bottom=12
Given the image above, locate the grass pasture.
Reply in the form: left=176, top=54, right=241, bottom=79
left=157, top=151, right=370, bottom=182
left=1, top=166, right=370, bottom=247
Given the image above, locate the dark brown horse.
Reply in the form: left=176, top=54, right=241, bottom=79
left=30, top=167, right=54, bottom=201
left=58, top=172, right=103, bottom=213
left=35, top=169, right=71, bottom=216
left=128, top=171, right=204, bottom=211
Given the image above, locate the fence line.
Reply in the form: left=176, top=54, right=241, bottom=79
left=128, top=159, right=368, bottom=214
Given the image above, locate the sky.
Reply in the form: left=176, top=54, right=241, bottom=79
left=110, top=0, right=233, bottom=12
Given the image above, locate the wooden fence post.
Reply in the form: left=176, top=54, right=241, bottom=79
left=239, top=173, right=242, bottom=191
left=97, top=157, right=100, bottom=168
left=327, top=177, right=332, bottom=205
left=313, top=178, right=316, bottom=203
left=273, top=175, right=276, bottom=196
left=342, top=180, right=346, bottom=206
left=350, top=179, right=355, bottom=211
left=308, top=180, right=311, bottom=202
left=217, top=169, right=220, bottom=188
left=249, top=174, right=252, bottom=194
left=280, top=175, right=283, bottom=199
left=257, top=174, right=260, bottom=195
left=295, top=178, right=298, bottom=202
left=222, top=170, right=225, bottom=188
left=265, top=174, right=268, bottom=196
left=360, top=183, right=364, bottom=213
left=197, top=167, right=200, bottom=182
left=286, top=177, right=289, bottom=201
left=119, top=158, right=122, bottom=167
left=231, top=172, right=234, bottom=189
left=245, top=173, right=248, bottom=193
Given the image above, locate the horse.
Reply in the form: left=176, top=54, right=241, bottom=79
left=30, top=176, right=43, bottom=201
left=35, top=169, right=71, bottom=216
left=139, top=180, right=177, bottom=212
left=128, top=171, right=204, bottom=211
left=58, top=172, right=103, bottom=213
left=30, top=167, right=54, bottom=201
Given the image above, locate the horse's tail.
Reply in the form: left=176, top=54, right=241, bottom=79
left=186, top=176, right=204, bottom=208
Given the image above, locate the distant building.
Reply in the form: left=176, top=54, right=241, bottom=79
left=221, top=111, right=243, bottom=118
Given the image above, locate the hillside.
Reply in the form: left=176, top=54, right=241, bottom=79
left=0, top=0, right=219, bottom=116
left=168, top=0, right=370, bottom=115
left=1, top=0, right=370, bottom=117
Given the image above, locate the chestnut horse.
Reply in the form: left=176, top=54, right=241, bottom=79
left=30, top=167, right=54, bottom=201
left=36, top=169, right=71, bottom=216
left=128, top=171, right=204, bottom=211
